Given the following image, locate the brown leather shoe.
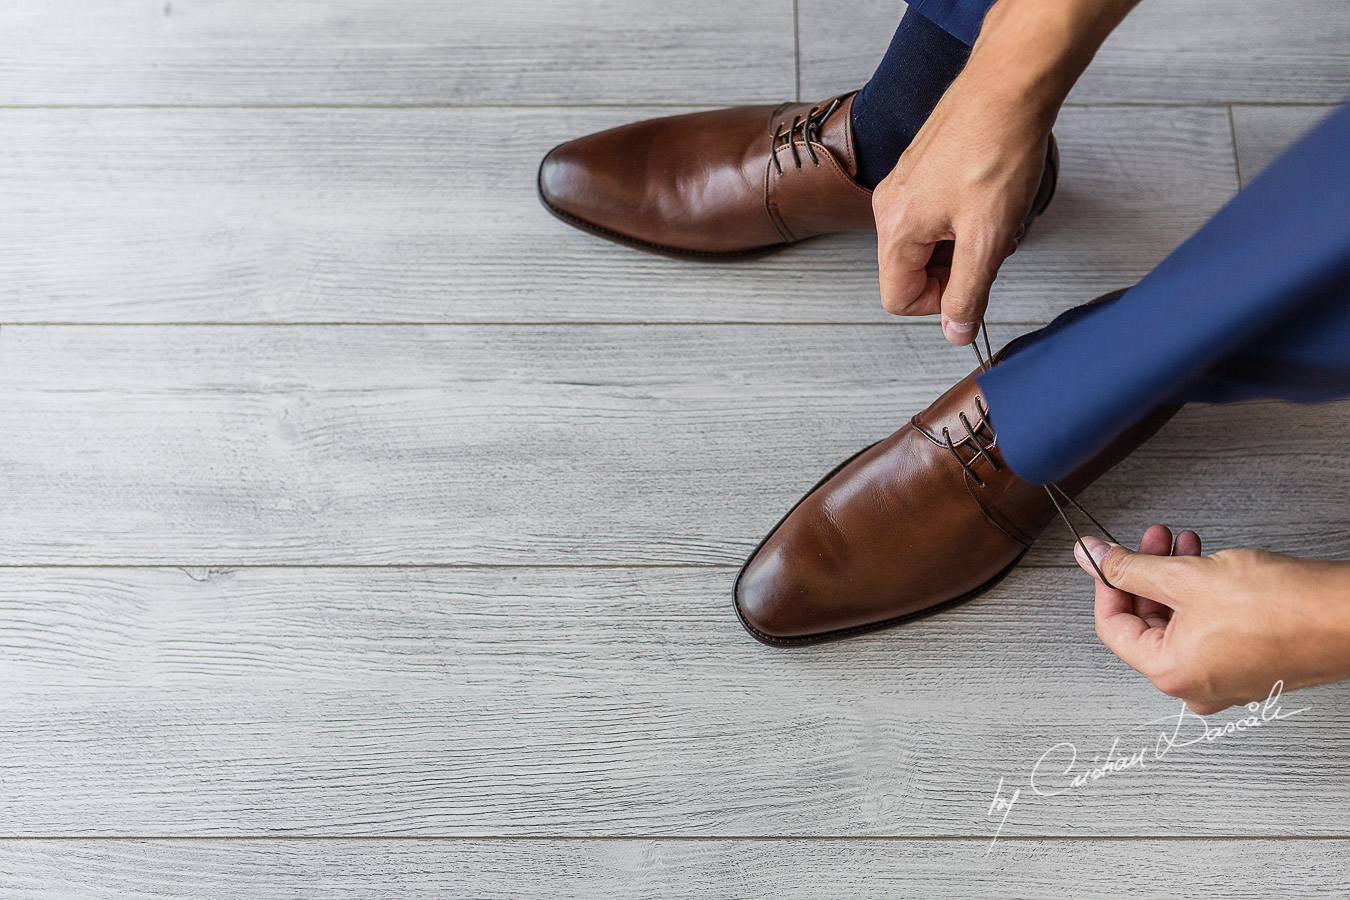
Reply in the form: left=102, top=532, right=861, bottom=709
left=733, top=304, right=1177, bottom=646
left=538, top=92, right=1059, bottom=260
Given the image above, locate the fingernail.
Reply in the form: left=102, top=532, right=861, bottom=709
left=1078, top=536, right=1114, bottom=567
left=942, top=317, right=978, bottom=341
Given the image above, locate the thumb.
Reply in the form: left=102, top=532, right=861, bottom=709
left=1078, top=537, right=1169, bottom=675
left=1077, top=536, right=1191, bottom=606
left=940, top=234, right=1002, bottom=344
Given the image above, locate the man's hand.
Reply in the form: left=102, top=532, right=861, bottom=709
left=873, top=0, right=1142, bottom=344
left=1076, top=526, right=1350, bottom=714
left=873, top=81, right=1048, bottom=343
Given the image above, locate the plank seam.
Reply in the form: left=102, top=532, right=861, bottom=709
left=0, top=101, right=1335, bottom=111
left=792, top=0, right=801, bottom=102
left=0, top=835, right=1346, bottom=842
left=0, top=563, right=1217, bottom=570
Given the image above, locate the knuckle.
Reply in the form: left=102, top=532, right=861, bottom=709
left=881, top=294, right=908, bottom=315
left=946, top=294, right=984, bottom=315
left=877, top=194, right=919, bottom=228
left=1210, top=548, right=1269, bottom=571
left=880, top=284, right=922, bottom=316
left=876, top=211, right=907, bottom=242
left=1099, top=547, right=1132, bottom=583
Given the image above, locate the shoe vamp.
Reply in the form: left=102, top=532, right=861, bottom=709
left=781, top=429, right=1028, bottom=626
left=578, top=106, right=777, bottom=250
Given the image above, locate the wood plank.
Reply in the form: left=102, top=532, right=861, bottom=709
left=0, top=566, right=1348, bottom=835
left=1, top=324, right=1346, bottom=566
left=0, top=0, right=794, bottom=105
left=1, top=839, right=1347, bottom=896
left=799, top=0, right=1350, bottom=104
left=0, top=106, right=1234, bottom=324
left=1231, top=105, right=1339, bottom=186
left=0, top=566, right=1246, bottom=686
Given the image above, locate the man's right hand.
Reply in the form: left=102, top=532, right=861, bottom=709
left=873, top=75, right=1050, bottom=344
left=871, top=0, right=1143, bottom=344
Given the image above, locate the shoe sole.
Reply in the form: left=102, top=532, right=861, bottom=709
left=732, top=439, right=1029, bottom=648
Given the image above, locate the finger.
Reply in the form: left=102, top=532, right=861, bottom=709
left=1134, top=525, right=1174, bottom=628
left=921, top=241, right=955, bottom=301
left=1137, top=524, right=1173, bottom=556
left=926, top=265, right=952, bottom=294
left=1133, top=598, right=1172, bottom=629
left=1089, top=567, right=1165, bottom=675
left=940, top=234, right=1005, bottom=344
left=879, top=235, right=943, bottom=316
left=1075, top=537, right=1142, bottom=630
left=1078, top=535, right=1193, bottom=608
left=1174, top=529, right=1202, bottom=557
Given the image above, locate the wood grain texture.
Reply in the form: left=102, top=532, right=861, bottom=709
left=0, top=0, right=1344, bottom=890
left=1, top=324, right=1346, bottom=566
left=799, top=0, right=1350, bottom=104
left=0, top=567, right=1347, bottom=836
left=0, top=566, right=1263, bottom=685
left=1231, top=105, right=1340, bottom=186
left=1, top=839, right=1347, bottom=897
left=0, top=106, right=1234, bottom=323
left=0, top=0, right=794, bottom=105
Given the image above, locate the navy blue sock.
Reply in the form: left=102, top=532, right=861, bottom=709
left=850, top=7, right=972, bottom=189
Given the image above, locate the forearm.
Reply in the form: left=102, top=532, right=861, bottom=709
left=964, top=0, right=1141, bottom=127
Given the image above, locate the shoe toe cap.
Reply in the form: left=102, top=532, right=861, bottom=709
left=537, top=140, right=590, bottom=218
left=537, top=136, right=649, bottom=242
left=735, top=541, right=834, bottom=644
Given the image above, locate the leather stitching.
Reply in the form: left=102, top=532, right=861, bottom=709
left=810, top=142, right=873, bottom=197
left=963, top=471, right=1036, bottom=547
left=764, top=155, right=796, bottom=243
left=840, top=95, right=859, bottom=175
left=770, top=140, right=872, bottom=239
left=915, top=414, right=1035, bottom=546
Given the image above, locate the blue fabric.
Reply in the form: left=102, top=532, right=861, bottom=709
left=906, top=0, right=996, bottom=45
left=851, top=5, right=973, bottom=188
left=978, top=100, right=1350, bottom=485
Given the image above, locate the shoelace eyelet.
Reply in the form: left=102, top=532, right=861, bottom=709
left=770, top=98, right=841, bottom=175
left=954, top=321, right=1123, bottom=590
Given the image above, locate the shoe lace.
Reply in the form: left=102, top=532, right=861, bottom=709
left=944, top=322, right=1121, bottom=589
left=770, top=97, right=842, bottom=174
left=941, top=396, right=999, bottom=488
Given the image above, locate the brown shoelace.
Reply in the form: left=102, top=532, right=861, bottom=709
left=946, top=322, right=1121, bottom=589
left=770, top=97, right=843, bottom=174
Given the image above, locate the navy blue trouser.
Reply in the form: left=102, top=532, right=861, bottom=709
left=898, top=0, right=1350, bottom=484
left=907, top=0, right=994, bottom=44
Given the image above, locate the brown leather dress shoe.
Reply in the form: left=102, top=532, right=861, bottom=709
left=734, top=307, right=1178, bottom=646
left=538, top=92, right=1059, bottom=259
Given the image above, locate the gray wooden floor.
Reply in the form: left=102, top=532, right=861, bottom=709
left=2, top=1, right=1348, bottom=895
